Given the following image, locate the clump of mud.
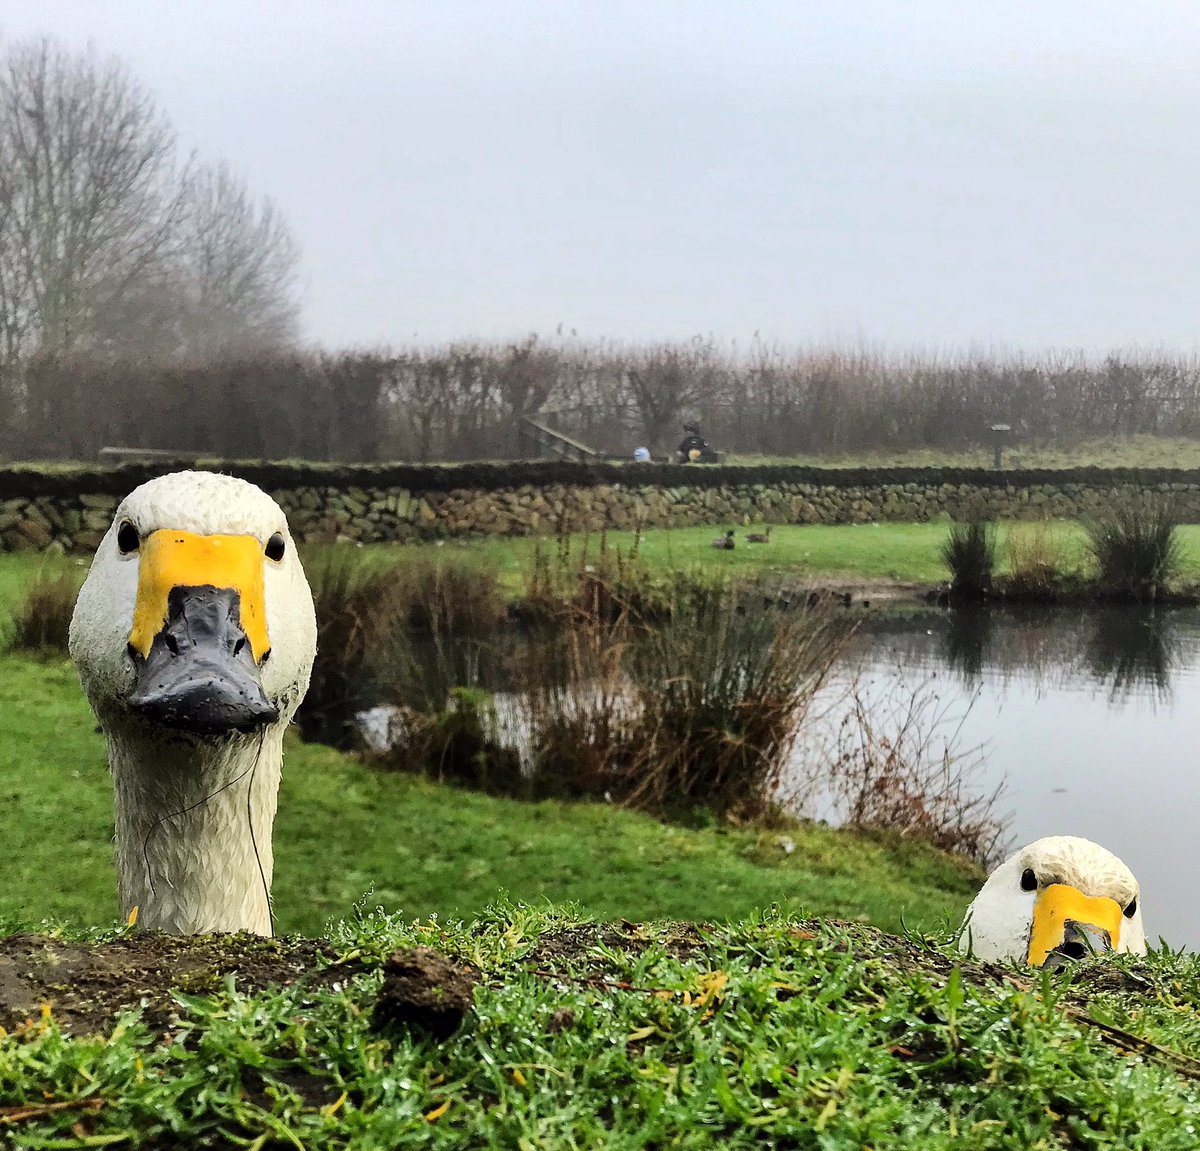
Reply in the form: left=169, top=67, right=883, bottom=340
left=372, top=947, right=479, bottom=1040
left=0, top=932, right=343, bottom=1037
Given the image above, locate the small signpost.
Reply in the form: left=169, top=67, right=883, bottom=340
left=988, top=424, right=1012, bottom=470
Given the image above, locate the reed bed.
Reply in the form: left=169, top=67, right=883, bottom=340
left=295, top=540, right=1011, bottom=856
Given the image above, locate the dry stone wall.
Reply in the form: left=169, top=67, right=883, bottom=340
left=2, top=460, right=1200, bottom=554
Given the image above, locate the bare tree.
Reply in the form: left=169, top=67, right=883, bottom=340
left=493, top=337, right=558, bottom=453
left=0, top=37, right=182, bottom=362
left=625, top=342, right=722, bottom=452
left=176, top=161, right=300, bottom=354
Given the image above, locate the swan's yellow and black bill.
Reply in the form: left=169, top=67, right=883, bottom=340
left=1027, top=884, right=1123, bottom=967
left=127, top=530, right=277, bottom=736
left=129, top=531, right=269, bottom=662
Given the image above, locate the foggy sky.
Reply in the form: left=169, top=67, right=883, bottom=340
left=6, top=1, right=1200, bottom=352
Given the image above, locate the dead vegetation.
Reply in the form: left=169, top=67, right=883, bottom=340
left=7, top=569, right=81, bottom=654
left=821, top=678, right=1008, bottom=865
left=9, top=342, right=1200, bottom=463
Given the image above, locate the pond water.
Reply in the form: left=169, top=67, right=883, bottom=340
left=361, top=602, right=1200, bottom=949
left=836, top=605, right=1200, bottom=949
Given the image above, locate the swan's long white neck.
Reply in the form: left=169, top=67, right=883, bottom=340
left=69, top=472, right=319, bottom=936
left=107, top=722, right=285, bottom=935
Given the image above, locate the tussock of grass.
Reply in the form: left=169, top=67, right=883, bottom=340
left=6, top=903, right=1200, bottom=1147
left=379, top=576, right=849, bottom=824
left=613, top=582, right=844, bottom=819
left=940, top=519, right=997, bottom=598
left=7, top=569, right=81, bottom=654
left=1086, top=494, right=1182, bottom=600
left=1003, top=518, right=1065, bottom=595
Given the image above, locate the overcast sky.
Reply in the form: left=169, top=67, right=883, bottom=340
left=6, top=1, right=1200, bottom=353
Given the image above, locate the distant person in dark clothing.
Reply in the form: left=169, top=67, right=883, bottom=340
left=677, top=424, right=711, bottom=463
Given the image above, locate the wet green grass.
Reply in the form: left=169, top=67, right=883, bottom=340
left=4, top=502, right=1198, bottom=1144
left=386, top=522, right=959, bottom=594
left=6, top=904, right=1200, bottom=1148
left=7, top=505, right=1200, bottom=606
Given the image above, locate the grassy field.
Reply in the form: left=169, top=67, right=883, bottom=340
left=12, top=517, right=1200, bottom=605
left=725, top=434, right=1200, bottom=470
left=360, top=519, right=1200, bottom=596
left=0, top=524, right=985, bottom=618
left=8, top=516, right=1200, bottom=1145
left=0, top=654, right=979, bottom=937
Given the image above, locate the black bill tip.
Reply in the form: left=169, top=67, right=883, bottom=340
left=129, top=585, right=278, bottom=737
left=1041, top=919, right=1114, bottom=971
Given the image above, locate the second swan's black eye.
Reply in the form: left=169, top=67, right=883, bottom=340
left=265, top=532, right=286, bottom=562
left=1124, top=897, right=1138, bottom=919
left=116, top=521, right=139, bottom=555
left=1020, top=868, right=1038, bottom=892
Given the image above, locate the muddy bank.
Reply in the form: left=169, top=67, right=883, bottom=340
left=0, top=932, right=347, bottom=1037
left=0, top=918, right=1147, bottom=1043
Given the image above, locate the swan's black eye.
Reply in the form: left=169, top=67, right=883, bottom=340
left=1020, top=868, right=1038, bottom=892
left=116, top=521, right=139, bottom=555
left=1124, top=897, right=1138, bottom=919
left=265, top=532, right=286, bottom=562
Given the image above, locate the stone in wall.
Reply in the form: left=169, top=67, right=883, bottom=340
left=4, top=469, right=1200, bottom=552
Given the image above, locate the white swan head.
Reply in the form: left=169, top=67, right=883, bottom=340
left=68, top=471, right=318, bottom=934
left=70, top=471, right=316, bottom=738
left=960, top=836, right=1146, bottom=966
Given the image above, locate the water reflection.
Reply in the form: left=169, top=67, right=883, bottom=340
left=857, top=604, right=1194, bottom=703
left=334, top=602, right=1200, bottom=946
left=941, top=607, right=995, bottom=682
left=844, top=603, right=1200, bottom=948
left=1084, top=608, right=1179, bottom=701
